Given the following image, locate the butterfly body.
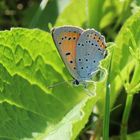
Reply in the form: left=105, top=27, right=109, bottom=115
left=52, top=26, right=106, bottom=85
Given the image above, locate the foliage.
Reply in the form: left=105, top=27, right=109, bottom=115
left=0, top=0, right=140, bottom=140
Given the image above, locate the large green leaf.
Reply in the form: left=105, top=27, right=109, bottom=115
left=0, top=28, right=110, bottom=140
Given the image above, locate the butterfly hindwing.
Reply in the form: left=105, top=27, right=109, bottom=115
left=76, top=29, right=106, bottom=81
left=52, top=26, right=83, bottom=79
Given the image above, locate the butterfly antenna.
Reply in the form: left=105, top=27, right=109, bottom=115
left=48, top=79, right=73, bottom=89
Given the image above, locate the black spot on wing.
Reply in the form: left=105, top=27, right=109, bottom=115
left=66, top=52, right=70, bottom=55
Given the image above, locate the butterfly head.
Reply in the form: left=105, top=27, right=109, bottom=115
left=72, top=79, right=80, bottom=85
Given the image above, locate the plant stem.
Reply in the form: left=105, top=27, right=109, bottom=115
left=103, top=82, right=110, bottom=140
left=120, top=94, right=133, bottom=140
left=103, top=44, right=114, bottom=140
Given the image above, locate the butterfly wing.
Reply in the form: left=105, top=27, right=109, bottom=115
left=52, top=26, right=83, bottom=79
left=76, top=29, right=106, bottom=81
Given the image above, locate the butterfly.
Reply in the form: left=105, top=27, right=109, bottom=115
left=51, top=26, right=107, bottom=86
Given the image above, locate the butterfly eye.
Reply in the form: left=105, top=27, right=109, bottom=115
left=82, top=44, right=84, bottom=46
left=73, top=37, right=76, bottom=40
left=81, top=67, right=83, bottom=69
left=91, top=43, right=94, bottom=45
left=86, top=59, right=88, bottom=61
left=59, top=42, right=61, bottom=44
left=68, top=37, right=71, bottom=40
left=93, top=60, right=96, bottom=63
left=70, top=60, right=73, bottom=63
left=79, top=59, right=81, bottom=61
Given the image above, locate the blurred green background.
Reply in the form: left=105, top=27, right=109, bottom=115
left=1, top=0, right=139, bottom=41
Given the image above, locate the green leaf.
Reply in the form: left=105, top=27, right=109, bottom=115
left=87, top=0, right=105, bottom=30
left=112, top=11, right=140, bottom=93
left=106, top=10, right=140, bottom=97
left=55, top=0, right=87, bottom=27
left=0, top=28, right=109, bottom=140
left=127, top=131, right=140, bottom=140
left=100, top=0, right=132, bottom=29
left=23, top=0, right=58, bottom=31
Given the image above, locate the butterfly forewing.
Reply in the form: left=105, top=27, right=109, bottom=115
left=76, top=29, right=106, bottom=81
left=52, top=26, right=83, bottom=80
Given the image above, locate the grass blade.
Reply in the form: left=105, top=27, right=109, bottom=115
left=103, top=45, right=114, bottom=140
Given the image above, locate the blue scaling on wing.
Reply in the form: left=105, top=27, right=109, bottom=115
left=76, top=29, right=106, bottom=81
